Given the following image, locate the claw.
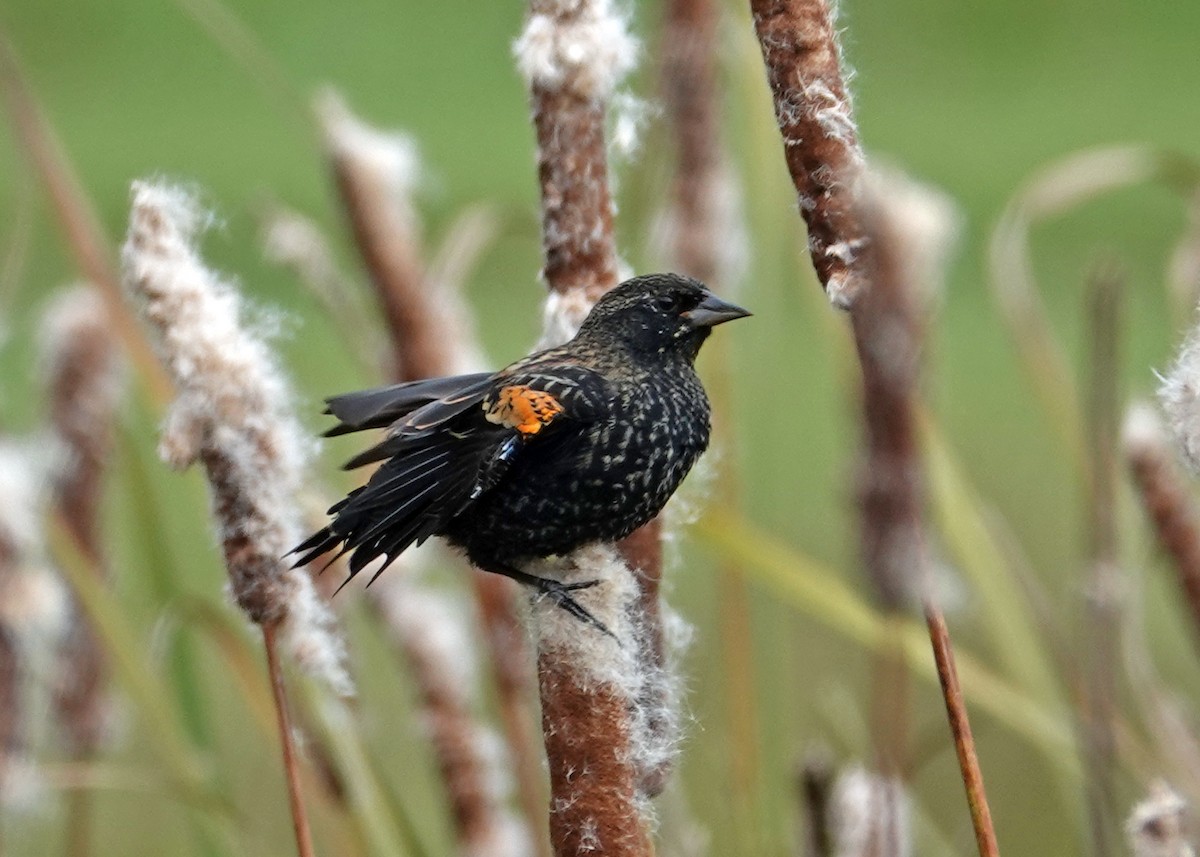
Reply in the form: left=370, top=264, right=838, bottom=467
left=534, top=578, right=615, bottom=639
left=478, top=562, right=616, bottom=639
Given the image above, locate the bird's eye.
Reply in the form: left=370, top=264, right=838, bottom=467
left=656, top=294, right=681, bottom=312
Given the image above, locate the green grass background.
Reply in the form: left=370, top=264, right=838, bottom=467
left=1, top=0, right=1199, bottom=855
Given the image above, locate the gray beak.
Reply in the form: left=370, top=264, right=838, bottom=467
left=684, top=292, right=752, bottom=328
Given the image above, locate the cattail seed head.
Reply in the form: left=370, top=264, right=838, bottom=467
left=121, top=180, right=351, bottom=695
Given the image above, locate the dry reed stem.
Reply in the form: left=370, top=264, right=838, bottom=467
left=748, top=0, right=866, bottom=307
left=849, top=170, right=996, bottom=856
left=469, top=570, right=550, bottom=855
left=1124, top=404, right=1200, bottom=651
left=0, top=31, right=171, bottom=405
left=1083, top=266, right=1124, bottom=857
left=317, top=97, right=539, bottom=854
left=828, top=766, right=911, bottom=857
left=662, top=0, right=722, bottom=287
left=263, top=622, right=317, bottom=857
left=925, top=607, right=1000, bottom=857
left=122, top=181, right=354, bottom=857
left=661, top=0, right=756, bottom=831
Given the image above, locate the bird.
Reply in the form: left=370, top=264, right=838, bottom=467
left=292, top=273, right=750, bottom=632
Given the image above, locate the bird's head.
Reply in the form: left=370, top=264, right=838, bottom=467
left=574, top=273, right=750, bottom=363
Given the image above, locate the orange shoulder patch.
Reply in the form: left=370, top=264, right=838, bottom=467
left=483, top=385, right=565, bottom=436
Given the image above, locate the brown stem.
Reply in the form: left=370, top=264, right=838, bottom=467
left=531, top=80, right=620, bottom=303
left=532, top=551, right=655, bottom=857
left=1125, top=405, right=1200, bottom=654
left=520, top=0, right=664, bottom=845
left=925, top=603, right=1001, bottom=857
left=263, top=622, right=317, bottom=857
left=747, top=0, right=866, bottom=306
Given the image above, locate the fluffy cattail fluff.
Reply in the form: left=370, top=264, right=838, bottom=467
left=514, top=0, right=637, bottom=101
left=120, top=180, right=352, bottom=696
left=829, top=767, right=912, bottom=857
left=1126, top=781, right=1195, bottom=857
left=516, top=0, right=637, bottom=313
left=39, top=286, right=122, bottom=754
left=370, top=547, right=531, bottom=857
left=0, top=438, right=70, bottom=811
left=1158, top=309, right=1200, bottom=471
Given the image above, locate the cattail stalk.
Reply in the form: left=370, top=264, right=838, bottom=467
left=122, top=181, right=355, bottom=857
left=516, top=0, right=670, bottom=852
left=851, top=171, right=996, bottom=857
left=318, top=95, right=541, bottom=857
left=41, top=288, right=122, bottom=857
left=1124, top=404, right=1200, bottom=651
left=750, top=1, right=994, bottom=847
left=748, top=0, right=866, bottom=307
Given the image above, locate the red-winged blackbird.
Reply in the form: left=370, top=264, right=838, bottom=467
left=294, top=273, right=749, bottom=631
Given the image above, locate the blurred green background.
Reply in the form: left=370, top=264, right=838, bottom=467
left=2, top=0, right=1199, bottom=855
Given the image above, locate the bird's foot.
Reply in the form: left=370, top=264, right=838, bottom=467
left=532, top=577, right=615, bottom=639
left=481, top=562, right=615, bottom=638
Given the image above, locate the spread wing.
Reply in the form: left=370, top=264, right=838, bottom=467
left=292, top=365, right=611, bottom=586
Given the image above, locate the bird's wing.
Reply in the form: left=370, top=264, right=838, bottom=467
left=292, top=364, right=611, bottom=585
left=323, top=372, right=494, bottom=437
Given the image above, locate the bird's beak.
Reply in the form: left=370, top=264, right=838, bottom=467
left=683, top=292, right=752, bottom=328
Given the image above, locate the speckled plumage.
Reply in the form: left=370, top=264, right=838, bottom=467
left=294, top=273, right=749, bottom=626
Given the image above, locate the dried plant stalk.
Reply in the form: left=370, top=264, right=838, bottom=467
left=748, top=0, right=866, bottom=306
left=1125, top=404, right=1200, bottom=650
left=0, top=439, right=69, bottom=814
left=829, top=766, right=912, bottom=857
left=122, top=180, right=355, bottom=857
left=850, top=169, right=995, bottom=856
left=516, top=0, right=671, bottom=850
left=373, top=566, right=529, bottom=857
left=798, top=751, right=835, bottom=857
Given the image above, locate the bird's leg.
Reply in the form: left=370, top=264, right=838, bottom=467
left=478, top=561, right=615, bottom=639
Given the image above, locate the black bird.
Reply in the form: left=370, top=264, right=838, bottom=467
left=293, top=273, right=749, bottom=630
